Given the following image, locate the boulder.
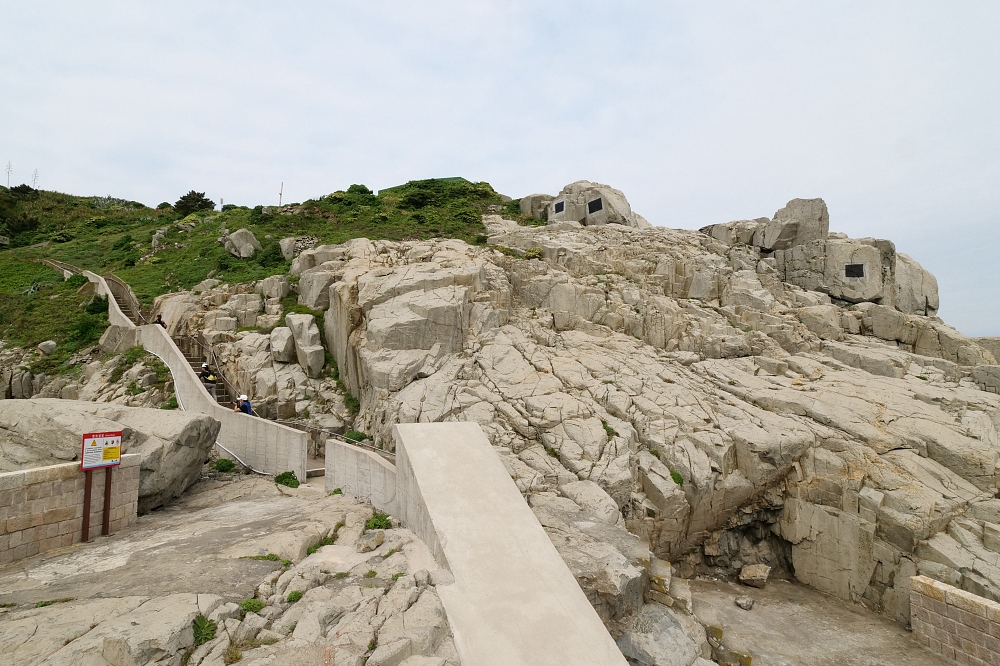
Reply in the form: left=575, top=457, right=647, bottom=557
left=298, top=263, right=340, bottom=310
left=793, top=305, right=843, bottom=340
left=285, top=313, right=325, bottom=378
left=256, top=274, right=290, bottom=300
left=616, top=603, right=701, bottom=666
left=759, top=198, right=830, bottom=250
left=892, top=253, right=939, bottom=316
left=519, top=193, right=555, bottom=221
left=738, top=564, right=771, bottom=588
left=270, top=326, right=296, bottom=363
left=37, top=340, right=57, bottom=355
left=221, top=228, right=262, bottom=258
left=0, top=400, right=220, bottom=512
left=279, top=237, right=297, bottom=260
left=545, top=180, right=651, bottom=229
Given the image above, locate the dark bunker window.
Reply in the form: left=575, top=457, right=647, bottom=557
left=844, top=264, right=865, bottom=278
left=553, top=201, right=565, bottom=214
left=588, top=198, right=603, bottom=214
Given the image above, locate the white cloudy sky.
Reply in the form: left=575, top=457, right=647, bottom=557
left=2, top=2, right=998, bottom=334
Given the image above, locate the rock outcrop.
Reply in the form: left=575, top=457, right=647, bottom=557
left=0, top=399, right=220, bottom=512
left=221, top=228, right=262, bottom=258
left=520, top=180, right=652, bottom=229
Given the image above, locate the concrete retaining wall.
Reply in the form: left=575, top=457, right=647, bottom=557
left=324, top=441, right=396, bottom=514
left=910, top=575, right=1000, bottom=665
left=0, top=454, right=140, bottom=566
left=392, top=422, right=629, bottom=666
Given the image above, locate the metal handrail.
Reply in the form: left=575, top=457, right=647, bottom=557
left=104, top=273, right=147, bottom=325
left=274, top=418, right=395, bottom=459
left=174, top=334, right=240, bottom=406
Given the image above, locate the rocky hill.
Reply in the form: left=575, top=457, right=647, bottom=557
left=3, top=179, right=1000, bottom=664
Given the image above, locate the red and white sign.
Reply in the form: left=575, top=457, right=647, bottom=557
left=81, top=431, right=122, bottom=470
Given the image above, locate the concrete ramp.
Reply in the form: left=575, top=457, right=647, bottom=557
left=393, top=423, right=628, bottom=666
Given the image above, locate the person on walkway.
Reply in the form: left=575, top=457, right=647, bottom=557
left=199, top=363, right=218, bottom=400
left=153, top=314, right=167, bottom=329
left=234, top=394, right=253, bottom=415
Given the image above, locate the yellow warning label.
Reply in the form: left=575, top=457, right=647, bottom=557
left=102, top=446, right=121, bottom=461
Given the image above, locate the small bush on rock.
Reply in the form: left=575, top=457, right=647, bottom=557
left=344, top=430, right=369, bottom=443
left=192, top=614, right=216, bottom=645
left=274, top=471, right=299, bottom=488
left=523, top=246, right=544, bottom=260
left=365, top=511, right=391, bottom=530
left=239, top=598, right=264, bottom=615
left=213, top=459, right=236, bottom=473
left=670, top=470, right=683, bottom=485
left=286, top=590, right=303, bottom=603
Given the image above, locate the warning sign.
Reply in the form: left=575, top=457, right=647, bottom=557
left=81, top=431, right=122, bottom=470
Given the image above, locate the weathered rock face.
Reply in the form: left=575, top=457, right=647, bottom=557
left=0, top=399, right=220, bottom=512
left=221, top=228, right=262, bottom=258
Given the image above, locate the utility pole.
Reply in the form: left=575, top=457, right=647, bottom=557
left=32, top=169, right=38, bottom=189
left=4, top=162, right=10, bottom=187
left=279, top=182, right=283, bottom=206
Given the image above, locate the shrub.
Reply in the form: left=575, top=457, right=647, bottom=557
left=670, top=470, right=683, bottom=485
left=601, top=421, right=618, bottom=438
left=343, top=393, right=360, bottom=414
left=223, top=643, right=242, bottom=665
left=344, top=430, right=369, bottom=443
left=365, top=570, right=377, bottom=578
left=221, top=204, right=238, bottom=212
left=160, top=395, right=179, bottom=410
left=192, top=614, right=216, bottom=645
left=365, top=511, right=391, bottom=530
left=174, top=191, right=214, bottom=217
left=65, top=274, right=88, bottom=289
left=330, top=488, right=343, bottom=495
left=306, top=535, right=336, bottom=555
left=523, top=246, right=544, bottom=260
left=239, top=598, right=264, bottom=615
left=213, top=458, right=236, bottom=473
left=274, top=471, right=299, bottom=488
left=49, top=231, right=74, bottom=243
left=286, top=590, right=303, bottom=603
left=85, top=295, right=108, bottom=315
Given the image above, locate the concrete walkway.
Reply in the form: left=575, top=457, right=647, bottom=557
left=0, top=476, right=346, bottom=606
left=690, top=578, right=952, bottom=666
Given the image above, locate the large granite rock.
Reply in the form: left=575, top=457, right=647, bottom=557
left=221, top=228, right=262, bottom=259
left=0, top=399, right=220, bottom=512
left=285, top=313, right=325, bottom=378
left=526, top=180, right=652, bottom=229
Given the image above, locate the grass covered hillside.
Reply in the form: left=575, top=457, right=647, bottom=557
left=0, top=178, right=529, bottom=360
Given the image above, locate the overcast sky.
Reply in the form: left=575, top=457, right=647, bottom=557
left=2, top=2, right=998, bottom=334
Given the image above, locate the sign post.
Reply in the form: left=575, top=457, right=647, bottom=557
left=81, top=431, right=122, bottom=542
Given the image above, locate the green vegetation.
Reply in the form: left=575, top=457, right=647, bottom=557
left=601, top=420, right=618, bottom=438
left=523, top=246, right=544, bottom=260
left=0, top=179, right=513, bottom=315
left=344, top=430, right=369, bottom=443
left=392, top=572, right=406, bottom=581
left=330, top=487, right=343, bottom=495
left=648, top=449, right=660, bottom=458
left=223, top=643, right=242, bottom=665
left=238, top=598, right=264, bottom=615
left=365, top=570, right=377, bottom=578
left=213, top=458, right=236, bottom=473
left=35, top=597, right=75, bottom=608
left=241, top=553, right=291, bottom=566
left=274, top=471, right=299, bottom=488
left=335, top=571, right=349, bottom=579
left=173, top=191, right=214, bottom=217
left=916, top=375, right=929, bottom=381
left=192, top=615, right=217, bottom=646
left=670, top=470, right=684, bottom=485
left=306, top=534, right=337, bottom=555
left=160, top=395, right=179, bottom=410
left=365, top=511, right=392, bottom=530
left=286, top=590, right=303, bottom=603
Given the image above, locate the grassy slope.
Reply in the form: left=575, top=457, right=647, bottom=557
left=0, top=178, right=534, bottom=366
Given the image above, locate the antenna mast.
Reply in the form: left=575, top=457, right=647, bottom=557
left=32, top=169, right=38, bottom=189
left=4, top=162, right=10, bottom=187
left=279, top=182, right=284, bottom=206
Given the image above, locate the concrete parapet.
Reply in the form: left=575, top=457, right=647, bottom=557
left=0, top=454, right=140, bottom=566
left=324, top=441, right=396, bottom=514
left=910, top=575, right=1000, bottom=665
left=392, top=422, right=629, bottom=666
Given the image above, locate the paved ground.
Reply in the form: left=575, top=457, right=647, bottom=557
left=0, top=474, right=353, bottom=607
left=690, top=578, right=952, bottom=666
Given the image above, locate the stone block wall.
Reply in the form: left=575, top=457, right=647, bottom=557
left=0, top=454, right=140, bottom=565
left=910, top=575, right=1000, bottom=665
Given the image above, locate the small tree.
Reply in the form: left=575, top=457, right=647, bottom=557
left=173, top=190, right=214, bottom=217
